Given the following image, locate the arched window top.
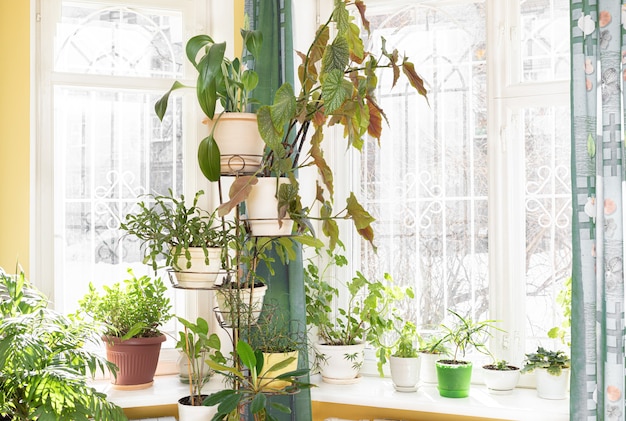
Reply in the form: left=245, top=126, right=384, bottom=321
left=54, top=4, right=183, bottom=78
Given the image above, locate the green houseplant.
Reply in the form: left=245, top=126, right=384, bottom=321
left=304, top=246, right=411, bottom=382
left=434, top=309, right=500, bottom=398
left=0, top=270, right=126, bottom=421
left=175, top=317, right=226, bottom=420
left=204, top=340, right=312, bottom=421
left=482, top=359, right=520, bottom=394
left=155, top=29, right=265, bottom=180
left=120, top=190, right=233, bottom=288
left=216, top=0, right=428, bottom=249
left=521, top=347, right=570, bottom=399
left=388, top=321, right=421, bottom=392
left=76, top=269, right=172, bottom=388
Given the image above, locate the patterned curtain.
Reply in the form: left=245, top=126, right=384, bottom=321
left=570, top=1, right=625, bottom=419
left=244, top=1, right=312, bottom=420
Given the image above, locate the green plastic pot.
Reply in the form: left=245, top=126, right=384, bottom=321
left=436, top=360, right=473, bottom=398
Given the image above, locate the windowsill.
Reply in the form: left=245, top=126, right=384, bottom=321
left=310, top=374, right=569, bottom=421
left=95, top=374, right=569, bottom=421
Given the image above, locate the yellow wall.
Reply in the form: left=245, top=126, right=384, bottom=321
left=0, top=2, right=30, bottom=274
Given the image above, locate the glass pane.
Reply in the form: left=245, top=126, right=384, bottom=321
left=55, top=3, right=184, bottom=77
left=357, top=2, right=488, bottom=330
left=524, top=106, right=572, bottom=351
left=55, top=85, right=183, bottom=313
left=520, top=0, right=570, bottom=82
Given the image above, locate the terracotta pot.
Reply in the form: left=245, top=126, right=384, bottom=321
left=205, top=112, right=265, bottom=174
left=103, top=334, right=165, bottom=389
left=178, top=395, right=217, bottom=421
left=244, top=177, right=294, bottom=237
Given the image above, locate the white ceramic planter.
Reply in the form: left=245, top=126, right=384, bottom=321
left=482, top=365, right=520, bottom=394
left=215, top=284, right=268, bottom=327
left=419, top=352, right=441, bottom=384
left=245, top=177, right=294, bottom=237
left=177, top=396, right=217, bottom=421
left=535, top=368, right=569, bottom=399
left=171, top=247, right=223, bottom=289
left=205, top=112, right=265, bottom=174
left=314, top=342, right=365, bottom=384
left=389, top=356, right=420, bottom=392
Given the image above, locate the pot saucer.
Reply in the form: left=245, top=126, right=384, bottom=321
left=393, top=384, right=418, bottom=393
left=321, top=374, right=362, bottom=385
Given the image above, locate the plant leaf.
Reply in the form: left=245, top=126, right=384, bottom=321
left=270, top=83, right=297, bottom=130
left=322, top=35, right=349, bottom=73
left=197, top=135, right=221, bottom=182
left=346, top=193, right=376, bottom=247
left=186, top=34, right=215, bottom=67
left=310, top=126, right=334, bottom=196
left=402, top=61, right=428, bottom=102
left=355, top=0, right=370, bottom=34
left=241, top=29, right=263, bottom=59
left=217, top=176, right=258, bottom=216
left=236, top=340, right=256, bottom=370
left=346, top=23, right=365, bottom=63
left=257, top=106, right=283, bottom=152
left=366, top=97, right=384, bottom=140
left=154, top=81, right=188, bottom=121
left=250, top=393, right=266, bottom=414
left=322, top=69, right=351, bottom=114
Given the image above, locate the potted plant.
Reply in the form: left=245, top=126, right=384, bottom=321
left=388, top=321, right=421, bottom=392
left=434, top=309, right=500, bottom=398
left=482, top=359, right=521, bottom=395
left=120, top=189, right=233, bottom=289
left=216, top=0, right=429, bottom=248
left=76, top=269, right=172, bottom=389
left=521, top=347, right=570, bottom=399
left=418, top=333, right=449, bottom=384
left=204, top=340, right=313, bottom=421
left=244, top=307, right=307, bottom=391
left=0, top=269, right=126, bottom=421
left=175, top=316, right=226, bottom=421
left=304, top=246, right=410, bottom=383
left=155, top=30, right=265, bottom=178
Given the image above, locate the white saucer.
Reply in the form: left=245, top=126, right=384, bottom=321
left=394, top=384, right=418, bottom=392
left=321, top=374, right=362, bottom=385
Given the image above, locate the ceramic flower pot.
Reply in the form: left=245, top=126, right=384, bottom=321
left=214, top=284, right=268, bottom=327
left=205, top=112, right=265, bottom=174
left=103, top=334, right=165, bottom=389
left=314, top=342, right=365, bottom=384
left=258, top=351, right=299, bottom=391
left=389, top=355, right=420, bottom=392
left=171, top=247, right=223, bottom=289
left=178, top=395, right=217, bottom=421
left=535, top=368, right=569, bottom=399
left=436, top=360, right=473, bottom=398
left=482, top=364, right=520, bottom=394
left=244, top=177, right=294, bottom=237
left=419, top=352, right=442, bottom=384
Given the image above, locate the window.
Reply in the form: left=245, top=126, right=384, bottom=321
left=34, top=0, right=214, bottom=325
left=345, top=0, right=570, bottom=364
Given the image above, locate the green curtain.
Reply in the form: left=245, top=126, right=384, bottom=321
left=570, top=1, right=625, bottom=418
left=244, top=1, right=312, bottom=420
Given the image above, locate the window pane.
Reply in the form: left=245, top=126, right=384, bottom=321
left=520, top=0, right=569, bottom=82
left=357, top=2, right=488, bottom=329
left=55, top=3, right=183, bottom=77
left=524, top=106, right=571, bottom=350
left=54, top=86, right=183, bottom=313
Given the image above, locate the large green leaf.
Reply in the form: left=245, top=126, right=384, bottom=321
left=257, top=106, right=283, bottom=151
left=321, top=35, right=349, bottom=73
left=197, top=135, right=221, bottom=182
left=322, top=69, right=351, bottom=114
left=186, top=34, right=215, bottom=68
left=236, top=340, right=257, bottom=370
left=250, top=393, right=266, bottom=414
left=196, top=42, right=226, bottom=118
left=270, top=83, right=297, bottom=130
left=241, top=29, right=263, bottom=60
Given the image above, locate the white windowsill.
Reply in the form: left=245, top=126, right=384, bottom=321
left=94, top=374, right=569, bottom=421
left=310, top=374, right=569, bottom=421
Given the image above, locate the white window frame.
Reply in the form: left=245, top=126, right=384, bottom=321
left=32, top=0, right=237, bottom=343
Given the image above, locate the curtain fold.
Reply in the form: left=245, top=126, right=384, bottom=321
left=245, top=1, right=312, bottom=420
left=570, top=1, right=625, bottom=419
